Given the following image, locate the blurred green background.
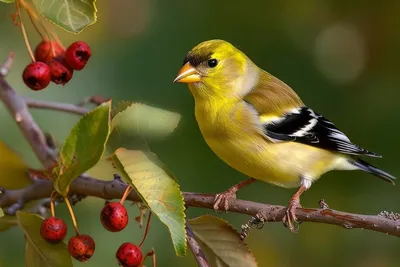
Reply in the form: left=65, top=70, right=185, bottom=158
left=1, top=0, right=399, bottom=266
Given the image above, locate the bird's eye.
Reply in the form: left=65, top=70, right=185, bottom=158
left=207, top=59, right=218, bottom=68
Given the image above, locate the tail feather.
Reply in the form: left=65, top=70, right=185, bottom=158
left=351, top=159, right=396, bottom=185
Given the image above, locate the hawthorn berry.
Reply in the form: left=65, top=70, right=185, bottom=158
left=116, top=243, right=143, bottom=267
left=35, top=40, right=65, bottom=62
left=40, top=217, right=67, bottom=243
left=48, top=59, right=73, bottom=85
left=100, top=202, right=128, bottom=232
left=68, top=234, right=95, bottom=262
left=22, top=62, right=51, bottom=90
left=65, top=41, right=91, bottom=70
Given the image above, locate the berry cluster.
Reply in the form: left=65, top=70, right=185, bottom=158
left=22, top=40, right=91, bottom=91
left=39, top=187, right=152, bottom=266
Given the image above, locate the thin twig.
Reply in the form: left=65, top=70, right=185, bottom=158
left=24, top=97, right=89, bottom=115
left=186, top=221, right=210, bottom=267
left=0, top=52, right=14, bottom=77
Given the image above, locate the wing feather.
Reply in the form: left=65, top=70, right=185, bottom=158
left=263, top=107, right=381, bottom=157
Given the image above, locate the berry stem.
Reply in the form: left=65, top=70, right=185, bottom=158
left=138, top=212, right=152, bottom=247
left=119, top=185, right=132, bottom=204
left=25, top=8, right=46, bottom=41
left=64, top=196, right=80, bottom=235
left=49, top=190, right=57, bottom=217
left=15, top=0, right=35, bottom=62
left=142, top=248, right=156, bottom=267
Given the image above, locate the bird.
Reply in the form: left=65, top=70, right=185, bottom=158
left=173, top=39, right=395, bottom=232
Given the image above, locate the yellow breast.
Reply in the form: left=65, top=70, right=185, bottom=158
left=194, top=100, right=338, bottom=188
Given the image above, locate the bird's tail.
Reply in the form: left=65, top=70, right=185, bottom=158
left=351, top=159, right=396, bottom=185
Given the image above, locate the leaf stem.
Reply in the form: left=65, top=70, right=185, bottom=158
left=119, top=185, right=132, bottom=204
left=26, top=8, right=46, bottom=41
left=141, top=248, right=156, bottom=267
left=64, top=196, right=80, bottom=235
left=139, top=212, right=152, bottom=247
left=15, top=0, right=35, bottom=62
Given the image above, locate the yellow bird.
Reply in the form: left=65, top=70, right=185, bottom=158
left=173, top=39, right=395, bottom=232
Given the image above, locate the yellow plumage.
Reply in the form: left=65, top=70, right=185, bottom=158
left=174, top=39, right=395, bottom=231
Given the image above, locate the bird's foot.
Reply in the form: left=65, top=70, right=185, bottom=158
left=213, top=188, right=237, bottom=212
left=282, top=199, right=302, bottom=233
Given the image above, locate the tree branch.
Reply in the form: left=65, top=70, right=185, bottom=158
left=0, top=53, right=55, bottom=168
left=1, top=53, right=399, bottom=247
left=0, top=175, right=399, bottom=237
left=186, top=221, right=210, bottom=267
left=24, top=97, right=89, bottom=115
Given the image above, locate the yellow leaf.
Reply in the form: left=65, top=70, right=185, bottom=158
left=188, top=215, right=258, bottom=267
left=111, top=148, right=186, bottom=256
left=0, top=141, right=31, bottom=189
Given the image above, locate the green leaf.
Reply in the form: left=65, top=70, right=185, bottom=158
left=53, top=101, right=111, bottom=195
left=17, top=211, right=72, bottom=267
left=0, top=201, right=44, bottom=232
left=111, top=148, right=186, bottom=256
left=110, top=102, right=181, bottom=143
left=32, top=0, right=97, bottom=33
left=0, top=208, right=3, bottom=217
left=188, top=215, right=258, bottom=267
left=0, top=141, right=32, bottom=190
left=0, top=0, right=14, bottom=3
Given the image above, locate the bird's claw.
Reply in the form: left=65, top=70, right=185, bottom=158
left=282, top=200, right=302, bottom=233
left=213, top=189, right=237, bottom=212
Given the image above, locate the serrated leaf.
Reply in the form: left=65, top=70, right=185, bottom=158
left=32, top=0, right=97, bottom=33
left=17, top=211, right=72, bottom=267
left=0, top=141, right=32, bottom=189
left=53, top=101, right=111, bottom=195
left=111, top=148, right=186, bottom=256
left=188, top=215, right=258, bottom=267
left=111, top=102, right=181, bottom=142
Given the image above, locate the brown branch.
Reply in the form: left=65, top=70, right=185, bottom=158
left=24, top=97, right=89, bottom=115
left=0, top=175, right=399, bottom=237
left=186, top=221, right=210, bottom=267
left=1, top=53, right=399, bottom=248
left=0, top=53, right=55, bottom=168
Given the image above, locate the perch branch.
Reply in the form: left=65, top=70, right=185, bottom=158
left=1, top=53, right=399, bottom=242
left=0, top=176, right=399, bottom=237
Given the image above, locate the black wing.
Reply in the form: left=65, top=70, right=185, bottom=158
left=264, top=107, right=381, bottom=157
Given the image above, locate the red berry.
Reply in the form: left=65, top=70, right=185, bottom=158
left=68, top=234, right=95, bottom=262
left=100, top=202, right=128, bottom=232
left=22, top=62, right=51, bottom=90
left=48, top=59, right=73, bottom=85
left=65, top=41, right=91, bottom=70
left=40, top=217, right=67, bottom=243
left=116, top=243, right=143, bottom=267
left=35, top=40, right=65, bottom=62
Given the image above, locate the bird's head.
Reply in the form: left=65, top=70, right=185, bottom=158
left=174, top=40, right=258, bottom=100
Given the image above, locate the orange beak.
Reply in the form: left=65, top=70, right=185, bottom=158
left=173, top=62, right=201, bottom=83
